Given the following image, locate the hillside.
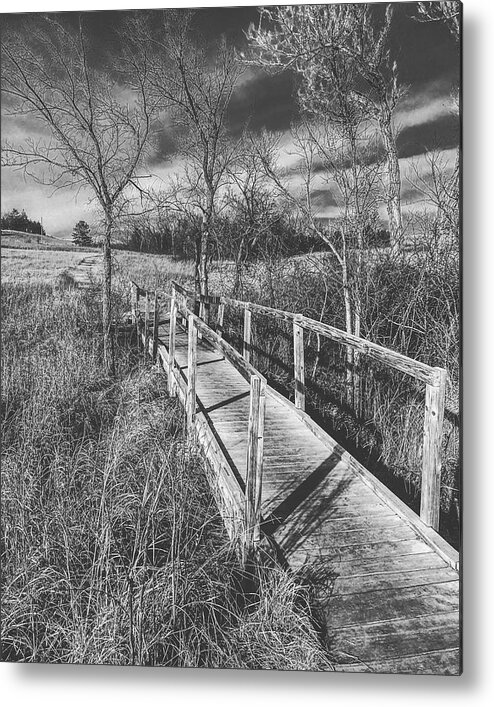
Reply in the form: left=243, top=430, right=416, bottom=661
left=1, top=229, right=96, bottom=252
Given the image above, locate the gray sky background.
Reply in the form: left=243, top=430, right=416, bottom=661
left=1, top=1, right=460, bottom=237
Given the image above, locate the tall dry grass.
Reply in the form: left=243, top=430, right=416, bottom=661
left=210, top=242, right=460, bottom=546
left=1, top=247, right=90, bottom=285
left=108, top=239, right=459, bottom=546
left=1, top=280, right=331, bottom=669
left=113, top=251, right=194, bottom=295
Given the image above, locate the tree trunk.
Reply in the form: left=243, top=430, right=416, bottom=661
left=233, top=234, right=247, bottom=297
left=197, top=189, right=214, bottom=323
left=341, top=228, right=354, bottom=408
left=102, top=214, right=114, bottom=375
left=380, top=113, right=402, bottom=248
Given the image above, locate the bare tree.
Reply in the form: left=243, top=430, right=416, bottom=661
left=251, top=119, right=383, bottom=409
left=128, top=10, right=243, bottom=305
left=222, top=130, right=291, bottom=296
left=415, top=1, right=461, bottom=42
left=407, top=149, right=459, bottom=241
left=1, top=16, right=155, bottom=373
left=246, top=3, right=405, bottom=246
left=412, top=1, right=460, bottom=239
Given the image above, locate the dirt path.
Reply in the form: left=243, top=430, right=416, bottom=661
left=64, top=253, right=101, bottom=289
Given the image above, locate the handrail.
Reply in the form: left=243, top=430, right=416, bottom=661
left=169, top=281, right=442, bottom=386
left=172, top=286, right=267, bottom=387
left=167, top=284, right=267, bottom=563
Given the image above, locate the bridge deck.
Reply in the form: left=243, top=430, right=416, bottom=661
left=155, top=318, right=460, bottom=675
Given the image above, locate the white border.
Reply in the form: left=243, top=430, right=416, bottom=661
left=1, top=0, right=492, bottom=704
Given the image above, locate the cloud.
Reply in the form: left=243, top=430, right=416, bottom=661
left=227, top=69, right=299, bottom=133
left=396, top=79, right=456, bottom=130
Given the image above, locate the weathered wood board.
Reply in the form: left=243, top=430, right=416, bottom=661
left=150, top=318, right=461, bottom=675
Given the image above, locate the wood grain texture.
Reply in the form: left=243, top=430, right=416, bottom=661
left=293, top=318, right=305, bottom=410
left=421, top=368, right=447, bottom=530
left=245, top=376, right=266, bottom=556
left=140, top=301, right=460, bottom=676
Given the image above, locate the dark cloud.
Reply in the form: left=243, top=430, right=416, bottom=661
left=389, top=3, right=460, bottom=86
left=397, top=113, right=460, bottom=158
left=310, top=188, right=339, bottom=209
left=227, top=70, right=300, bottom=134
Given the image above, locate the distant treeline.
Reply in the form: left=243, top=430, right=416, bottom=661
left=1, top=208, right=46, bottom=235
left=118, top=215, right=390, bottom=260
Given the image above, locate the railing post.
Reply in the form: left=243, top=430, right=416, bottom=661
left=199, top=298, right=206, bottom=322
left=420, top=367, right=447, bottom=530
left=131, top=282, right=137, bottom=324
left=293, top=317, right=305, bottom=411
left=152, top=291, right=159, bottom=363
left=216, top=300, right=225, bottom=338
left=144, top=291, right=150, bottom=357
left=133, top=284, right=141, bottom=349
left=168, top=289, right=177, bottom=397
left=186, top=314, right=198, bottom=442
left=244, top=375, right=266, bottom=564
left=197, top=295, right=204, bottom=342
left=243, top=306, right=252, bottom=365
left=180, top=294, right=187, bottom=328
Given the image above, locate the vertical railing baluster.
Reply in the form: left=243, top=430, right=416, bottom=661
left=293, top=316, right=305, bottom=411
left=420, top=367, right=447, bottom=530
left=243, top=306, right=252, bottom=365
left=244, top=375, right=266, bottom=565
left=186, top=314, right=198, bottom=442
left=144, top=291, right=150, bottom=357
left=168, top=288, right=177, bottom=397
left=216, top=300, right=225, bottom=338
left=131, top=282, right=137, bottom=325
left=133, top=284, right=141, bottom=350
left=152, top=291, right=159, bottom=363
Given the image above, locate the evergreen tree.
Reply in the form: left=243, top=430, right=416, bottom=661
left=1, top=208, right=45, bottom=234
left=72, top=220, right=92, bottom=247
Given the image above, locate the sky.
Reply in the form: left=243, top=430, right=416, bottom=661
left=0, top=2, right=461, bottom=237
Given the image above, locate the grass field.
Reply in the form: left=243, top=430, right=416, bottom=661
left=1, top=247, right=91, bottom=285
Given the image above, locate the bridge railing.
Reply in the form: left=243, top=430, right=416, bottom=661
left=133, top=280, right=267, bottom=562
left=168, top=281, right=448, bottom=533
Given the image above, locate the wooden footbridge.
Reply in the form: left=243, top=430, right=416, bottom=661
left=130, top=280, right=461, bottom=675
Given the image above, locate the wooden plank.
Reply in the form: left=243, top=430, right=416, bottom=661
left=152, top=291, right=159, bottom=362
left=328, top=611, right=459, bottom=664
left=135, top=285, right=141, bottom=349
left=144, top=291, right=150, bottom=356
left=313, top=524, right=417, bottom=549
left=269, top=501, right=389, bottom=521
left=168, top=292, right=177, bottom=397
left=312, top=551, right=448, bottom=578
left=326, top=583, right=459, bottom=629
left=293, top=318, right=305, bottom=410
left=217, top=302, right=225, bottom=337
left=244, top=376, right=266, bottom=559
left=131, top=281, right=138, bottom=324
left=186, top=314, right=197, bottom=441
left=332, top=567, right=459, bottom=596
left=299, top=538, right=433, bottom=562
left=266, top=385, right=459, bottom=569
left=303, top=513, right=402, bottom=534
left=243, top=306, right=252, bottom=364
left=420, top=368, right=447, bottom=530
left=340, top=648, right=460, bottom=675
